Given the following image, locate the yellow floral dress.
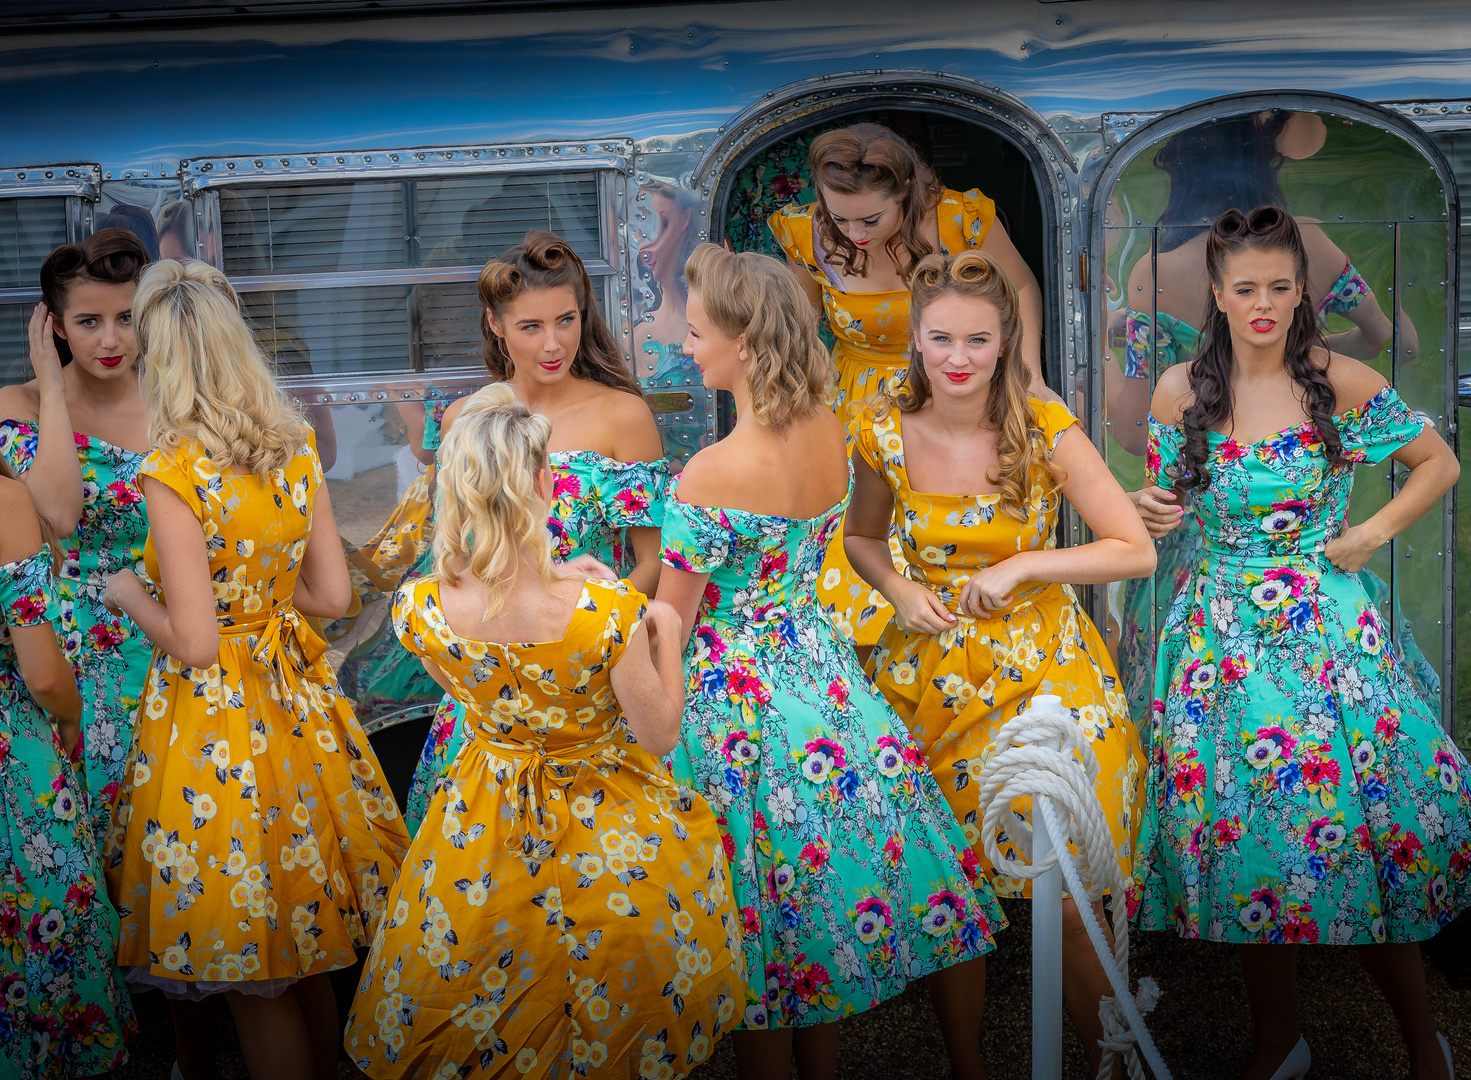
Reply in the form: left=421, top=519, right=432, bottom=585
left=345, top=577, right=744, bottom=1078
left=768, top=188, right=997, bottom=645
left=104, top=437, right=410, bottom=994
left=858, top=401, right=1145, bottom=897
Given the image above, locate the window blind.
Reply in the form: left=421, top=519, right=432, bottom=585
left=0, top=196, right=67, bottom=291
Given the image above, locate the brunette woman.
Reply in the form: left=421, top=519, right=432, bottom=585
left=1139, top=207, right=1464, bottom=1080
left=0, top=229, right=153, bottom=844
left=844, top=250, right=1154, bottom=1077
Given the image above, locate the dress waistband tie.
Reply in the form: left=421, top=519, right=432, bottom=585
left=230, top=605, right=329, bottom=698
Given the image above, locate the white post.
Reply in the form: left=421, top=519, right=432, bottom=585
left=1031, top=694, right=1064, bottom=1080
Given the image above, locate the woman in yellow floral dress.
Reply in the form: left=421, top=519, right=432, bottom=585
left=345, top=384, right=743, bottom=1079
left=101, top=260, right=409, bottom=1080
left=767, top=123, right=1049, bottom=646
left=844, top=251, right=1154, bottom=1075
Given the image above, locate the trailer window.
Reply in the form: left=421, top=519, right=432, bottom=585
left=0, top=196, right=70, bottom=383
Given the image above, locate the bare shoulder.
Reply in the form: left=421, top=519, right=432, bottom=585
left=671, top=440, right=740, bottom=508
left=1150, top=362, right=1194, bottom=425
left=0, top=476, right=42, bottom=562
left=440, top=394, right=468, bottom=435
left=585, top=384, right=661, bottom=462
left=1322, top=352, right=1389, bottom=412
left=0, top=380, right=40, bottom=422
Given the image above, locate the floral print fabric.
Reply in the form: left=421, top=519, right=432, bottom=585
left=1, top=419, right=152, bottom=843
left=403, top=452, right=670, bottom=837
left=345, top=577, right=743, bottom=1078
left=0, top=547, right=135, bottom=1079
left=661, top=477, right=1004, bottom=1029
left=859, top=401, right=1146, bottom=896
left=1133, top=387, right=1471, bottom=943
left=104, top=438, right=409, bottom=990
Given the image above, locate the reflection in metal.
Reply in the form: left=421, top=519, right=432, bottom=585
left=0, top=163, right=99, bottom=199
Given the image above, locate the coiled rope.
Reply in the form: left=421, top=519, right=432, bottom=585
left=974, top=694, right=1171, bottom=1080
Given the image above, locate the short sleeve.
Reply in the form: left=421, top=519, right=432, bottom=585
left=140, top=445, right=209, bottom=522
left=0, top=420, right=38, bottom=475
left=937, top=188, right=997, bottom=253
left=1031, top=399, right=1080, bottom=455
left=1146, top=419, right=1185, bottom=487
left=580, top=578, right=647, bottom=669
left=1318, top=259, right=1372, bottom=318
left=0, top=548, right=59, bottom=630
left=766, top=204, right=824, bottom=283
left=391, top=579, right=430, bottom=658
left=1336, top=385, right=1426, bottom=465
left=422, top=391, right=452, bottom=452
left=853, top=407, right=884, bottom=475
left=596, top=458, right=670, bottom=530
left=660, top=485, right=731, bottom=574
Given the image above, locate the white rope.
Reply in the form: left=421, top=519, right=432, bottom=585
left=974, top=695, right=1172, bottom=1080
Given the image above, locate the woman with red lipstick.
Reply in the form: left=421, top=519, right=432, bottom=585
left=0, top=228, right=154, bottom=845
left=1137, top=207, right=1464, bottom=1080
left=844, top=250, right=1153, bottom=1078
left=399, top=231, right=669, bottom=837
left=769, top=123, right=1052, bottom=649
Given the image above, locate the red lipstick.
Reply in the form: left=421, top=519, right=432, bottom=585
left=97, top=355, right=124, bottom=368
left=943, top=371, right=973, bottom=383
left=1249, top=318, right=1277, bottom=333
left=539, top=358, right=565, bottom=373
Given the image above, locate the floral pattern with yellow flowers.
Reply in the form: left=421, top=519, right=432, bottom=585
left=661, top=475, right=1004, bottom=1030
left=1, top=547, right=136, bottom=1078
left=345, top=577, right=743, bottom=1078
left=1, top=419, right=152, bottom=844
left=858, top=400, right=1146, bottom=898
left=104, top=437, right=409, bottom=992
left=767, top=189, right=997, bottom=648
left=1135, top=387, right=1471, bottom=943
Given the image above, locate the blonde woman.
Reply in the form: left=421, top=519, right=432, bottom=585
left=344, top=383, right=743, bottom=1078
left=101, top=260, right=408, bottom=1080
left=657, top=244, right=1004, bottom=1080
left=844, top=251, right=1154, bottom=1076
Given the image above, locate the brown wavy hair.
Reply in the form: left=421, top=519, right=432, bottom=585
left=683, top=243, right=832, bottom=432
left=887, top=250, right=1061, bottom=521
left=477, top=230, right=642, bottom=396
left=808, top=123, right=942, bottom=280
left=39, top=227, right=150, bottom=364
left=1166, top=206, right=1340, bottom=494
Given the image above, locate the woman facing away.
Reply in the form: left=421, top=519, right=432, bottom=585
left=0, top=228, right=155, bottom=844
left=401, top=231, right=669, bottom=836
left=0, top=459, right=136, bottom=1078
left=1136, top=206, right=1466, bottom=1080
left=844, top=250, right=1155, bottom=1077
left=768, top=122, right=1054, bottom=649
left=101, top=260, right=409, bottom=1080
left=657, top=243, right=1005, bottom=1080
left=345, top=383, right=744, bottom=1079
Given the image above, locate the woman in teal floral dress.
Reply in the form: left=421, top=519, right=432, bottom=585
left=0, top=465, right=135, bottom=1078
left=0, top=229, right=153, bottom=845
left=1135, top=207, right=1466, bottom=1079
left=402, top=231, right=670, bottom=836
left=659, top=245, right=1002, bottom=1079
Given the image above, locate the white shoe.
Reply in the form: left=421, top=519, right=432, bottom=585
left=1268, top=1037, right=1311, bottom=1080
left=1440, top=1032, right=1454, bottom=1080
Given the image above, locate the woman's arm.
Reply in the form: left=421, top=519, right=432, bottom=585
left=608, top=600, right=686, bottom=757
left=959, top=426, right=1157, bottom=614
left=843, top=450, right=956, bottom=633
left=1325, top=426, right=1459, bottom=573
left=624, top=527, right=662, bottom=595
left=12, top=305, right=85, bottom=536
left=654, top=563, right=710, bottom=654
left=292, top=481, right=353, bottom=619
left=979, top=224, right=1054, bottom=401
left=104, top=476, right=220, bottom=669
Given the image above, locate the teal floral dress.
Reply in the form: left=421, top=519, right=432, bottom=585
left=402, top=452, right=670, bottom=835
left=1132, top=387, right=1471, bottom=943
left=661, top=474, right=1004, bottom=1029
left=0, top=420, right=151, bottom=844
left=0, top=547, right=136, bottom=1078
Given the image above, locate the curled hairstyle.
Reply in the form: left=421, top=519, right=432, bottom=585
left=432, top=383, right=557, bottom=617
left=39, top=228, right=150, bottom=364
left=809, top=123, right=942, bottom=280
left=133, top=260, right=311, bottom=478
left=478, top=230, right=643, bottom=396
left=889, top=250, right=1060, bottom=521
left=1168, top=206, right=1340, bottom=494
left=683, top=243, right=833, bottom=431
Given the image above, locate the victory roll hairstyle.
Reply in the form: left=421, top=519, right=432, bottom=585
left=808, top=122, right=943, bottom=280
left=889, top=250, right=1060, bottom=521
left=477, top=230, right=643, bottom=396
left=133, top=260, right=311, bottom=478
left=39, top=228, right=151, bottom=364
left=432, top=383, right=557, bottom=617
left=683, top=243, right=833, bottom=431
left=1167, top=205, right=1341, bottom=494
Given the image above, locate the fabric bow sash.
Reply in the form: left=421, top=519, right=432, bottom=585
left=246, top=604, right=329, bottom=702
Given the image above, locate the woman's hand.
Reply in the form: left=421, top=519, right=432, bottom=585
left=957, top=557, right=1031, bottom=616
left=53, top=715, right=81, bottom=756
left=888, top=577, right=957, bottom=634
left=27, top=303, right=65, bottom=390
left=643, top=598, right=682, bottom=658
left=1128, top=486, right=1185, bottom=539
left=558, top=553, right=617, bottom=582
left=1324, top=522, right=1386, bottom=574
left=103, top=569, right=141, bottom=616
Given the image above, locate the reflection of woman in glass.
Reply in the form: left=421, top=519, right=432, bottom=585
left=1109, top=112, right=1435, bottom=726
left=637, top=179, right=700, bottom=380
left=1137, top=206, right=1464, bottom=1080
left=769, top=123, right=1052, bottom=648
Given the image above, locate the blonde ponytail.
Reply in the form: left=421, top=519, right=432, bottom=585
left=432, top=383, right=557, bottom=617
